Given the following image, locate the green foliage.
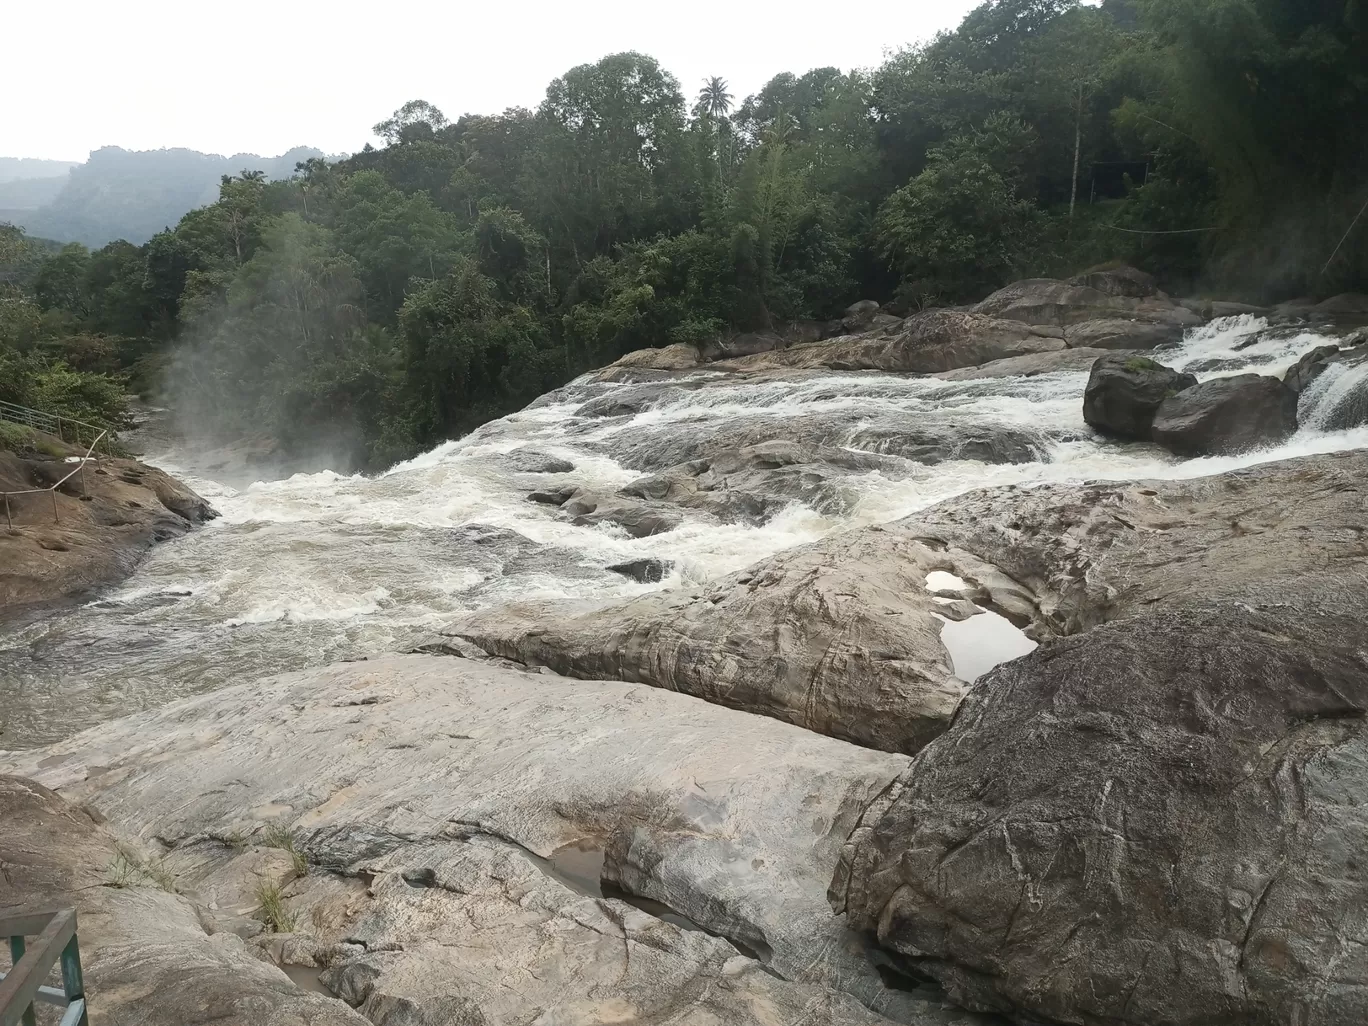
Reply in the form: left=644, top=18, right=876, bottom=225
left=254, top=880, right=298, bottom=933
left=1124, top=356, right=1164, bottom=371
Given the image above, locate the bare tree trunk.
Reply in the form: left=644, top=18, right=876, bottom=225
left=1069, top=82, right=1083, bottom=220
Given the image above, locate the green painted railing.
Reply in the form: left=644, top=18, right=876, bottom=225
left=0, top=910, right=88, bottom=1026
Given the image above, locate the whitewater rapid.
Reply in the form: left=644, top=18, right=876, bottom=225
left=3, top=315, right=1366, bottom=748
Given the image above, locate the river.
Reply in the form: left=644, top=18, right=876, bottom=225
left=3, top=315, right=1366, bottom=749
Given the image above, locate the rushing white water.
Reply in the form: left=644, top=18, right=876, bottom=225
left=3, top=316, right=1366, bottom=748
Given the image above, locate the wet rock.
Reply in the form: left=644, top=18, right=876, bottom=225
left=594, top=403, right=1046, bottom=473
left=720, top=311, right=1065, bottom=374
left=1151, top=373, right=1298, bottom=455
left=607, top=557, right=674, bottom=583
left=504, top=448, right=575, bottom=473
left=0, top=441, right=218, bottom=614
left=934, top=347, right=1135, bottom=381
left=1297, top=347, right=1368, bottom=431
left=974, top=276, right=1201, bottom=329
left=603, top=343, right=704, bottom=373
left=0, top=776, right=368, bottom=1026
left=3, top=655, right=949, bottom=1024
left=714, top=331, right=787, bottom=359
left=1283, top=343, right=1343, bottom=395
left=573, top=499, right=686, bottom=537
left=620, top=440, right=915, bottom=522
left=1313, top=292, right=1368, bottom=317
left=1082, top=353, right=1198, bottom=440
left=833, top=606, right=1368, bottom=1026
left=528, top=486, right=577, bottom=506
left=1063, top=317, right=1185, bottom=350
left=445, top=531, right=1015, bottom=754
left=577, top=383, right=688, bottom=418
left=843, top=299, right=884, bottom=332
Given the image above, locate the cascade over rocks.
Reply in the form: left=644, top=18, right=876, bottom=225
left=447, top=451, right=1368, bottom=751
left=832, top=605, right=1368, bottom=1026
left=1151, top=373, right=1298, bottom=455
left=1082, top=353, right=1198, bottom=439
left=0, top=654, right=996, bottom=1025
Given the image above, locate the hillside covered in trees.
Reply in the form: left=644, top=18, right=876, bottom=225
left=1, top=146, right=328, bottom=248
left=2, top=0, right=1365, bottom=470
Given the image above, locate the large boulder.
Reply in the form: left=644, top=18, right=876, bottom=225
left=974, top=276, right=1201, bottom=330
left=1068, top=265, right=1160, bottom=298
left=1151, top=374, right=1298, bottom=455
left=0, top=442, right=218, bottom=613
left=603, top=343, right=704, bottom=373
left=1063, top=317, right=1186, bottom=350
left=719, top=311, right=1065, bottom=374
left=1, top=654, right=962, bottom=1024
left=1082, top=354, right=1198, bottom=440
left=934, top=347, right=1136, bottom=382
left=0, top=776, right=369, bottom=1026
left=1283, top=344, right=1343, bottom=395
left=833, top=605, right=1368, bottom=1026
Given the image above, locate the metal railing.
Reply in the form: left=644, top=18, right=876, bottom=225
left=0, top=401, right=113, bottom=459
left=1, top=428, right=107, bottom=529
left=0, top=909, right=89, bottom=1026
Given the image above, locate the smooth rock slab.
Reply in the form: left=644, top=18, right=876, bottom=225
left=833, top=606, right=1368, bottom=1026
left=2, top=654, right=941, bottom=1023
left=448, top=452, right=1368, bottom=753
left=0, top=775, right=369, bottom=1026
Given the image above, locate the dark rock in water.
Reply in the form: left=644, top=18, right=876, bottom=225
left=620, top=440, right=915, bottom=523
left=528, top=487, right=576, bottom=506
left=577, top=385, right=673, bottom=419
left=607, top=558, right=674, bottom=583
left=1313, top=292, right=1368, bottom=317
left=1152, top=374, right=1298, bottom=455
left=833, top=605, right=1368, bottom=1026
left=1299, top=348, right=1368, bottom=431
left=505, top=449, right=575, bottom=474
left=574, top=503, right=683, bottom=538
left=1082, top=353, right=1197, bottom=440
left=1283, top=343, right=1342, bottom=395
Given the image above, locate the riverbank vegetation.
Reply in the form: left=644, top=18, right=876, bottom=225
left=2, top=0, right=1364, bottom=468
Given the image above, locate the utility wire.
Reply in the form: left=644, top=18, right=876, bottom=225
left=1322, top=191, right=1368, bottom=277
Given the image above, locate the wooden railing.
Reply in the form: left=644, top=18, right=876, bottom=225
left=0, top=909, right=88, bottom=1026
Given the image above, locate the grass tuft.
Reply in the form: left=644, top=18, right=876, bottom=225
left=255, top=880, right=298, bottom=933
left=260, top=821, right=309, bottom=876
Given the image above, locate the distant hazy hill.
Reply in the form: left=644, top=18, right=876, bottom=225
left=0, top=157, right=80, bottom=184
left=6, top=146, right=325, bottom=247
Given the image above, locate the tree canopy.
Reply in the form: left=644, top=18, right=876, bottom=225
left=5, top=0, right=1365, bottom=469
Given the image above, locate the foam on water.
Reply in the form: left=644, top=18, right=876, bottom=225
left=3, top=314, right=1365, bottom=748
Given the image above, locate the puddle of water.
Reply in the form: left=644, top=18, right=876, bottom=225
left=546, top=839, right=607, bottom=897
left=939, top=610, right=1037, bottom=682
left=924, top=571, right=969, bottom=593
left=281, top=963, right=331, bottom=996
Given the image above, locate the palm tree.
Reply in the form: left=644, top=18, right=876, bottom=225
left=698, top=77, right=734, bottom=119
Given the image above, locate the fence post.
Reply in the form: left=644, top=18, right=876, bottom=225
left=80, top=459, right=88, bottom=499
left=4, top=494, right=11, bottom=530
left=8, top=935, right=38, bottom=1026
left=52, top=489, right=59, bottom=524
left=59, top=928, right=88, bottom=1026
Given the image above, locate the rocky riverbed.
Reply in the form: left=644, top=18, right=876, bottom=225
left=4, top=271, right=1368, bottom=1025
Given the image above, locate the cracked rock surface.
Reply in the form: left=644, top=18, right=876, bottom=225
left=1, top=654, right=998, bottom=1025
left=832, top=606, right=1368, bottom=1026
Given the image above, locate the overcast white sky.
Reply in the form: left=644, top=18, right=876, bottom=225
left=9, top=0, right=981, bottom=162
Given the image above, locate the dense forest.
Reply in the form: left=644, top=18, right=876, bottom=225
left=2, top=0, right=1366, bottom=470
